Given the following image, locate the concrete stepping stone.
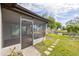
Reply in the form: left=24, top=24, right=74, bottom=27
left=54, top=41, right=58, bottom=43
left=44, top=51, right=50, bottom=55
left=53, top=39, right=60, bottom=45
left=52, top=43, right=57, bottom=46
left=56, top=39, right=60, bottom=42
left=51, top=46, right=55, bottom=48
left=54, top=41, right=59, bottom=44
left=55, top=39, right=60, bottom=43
left=56, top=39, right=60, bottom=41
left=48, top=48, right=53, bottom=51
left=43, top=39, right=60, bottom=56
left=57, top=39, right=59, bottom=40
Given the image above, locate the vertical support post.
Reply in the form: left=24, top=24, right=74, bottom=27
left=0, top=4, right=2, bottom=55
left=46, top=24, right=48, bottom=34
left=20, top=17, right=22, bottom=49
left=32, top=23, right=34, bottom=45
left=44, top=23, right=48, bottom=40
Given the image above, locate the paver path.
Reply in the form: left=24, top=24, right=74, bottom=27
left=48, top=48, right=53, bottom=51
left=44, top=39, right=60, bottom=55
left=44, top=51, right=50, bottom=55
left=22, top=46, right=40, bottom=56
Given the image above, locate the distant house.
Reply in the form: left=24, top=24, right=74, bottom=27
left=0, top=3, right=49, bottom=55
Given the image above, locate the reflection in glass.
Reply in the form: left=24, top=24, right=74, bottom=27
left=33, top=23, right=46, bottom=39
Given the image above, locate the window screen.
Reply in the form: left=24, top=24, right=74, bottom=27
left=33, top=23, right=46, bottom=39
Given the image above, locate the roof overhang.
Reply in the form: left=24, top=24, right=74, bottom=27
left=1, top=3, right=49, bottom=23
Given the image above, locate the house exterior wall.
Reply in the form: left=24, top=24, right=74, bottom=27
left=1, top=7, right=47, bottom=55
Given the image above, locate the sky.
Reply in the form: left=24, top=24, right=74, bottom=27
left=19, top=1, right=79, bottom=26
left=43, top=3, right=79, bottom=25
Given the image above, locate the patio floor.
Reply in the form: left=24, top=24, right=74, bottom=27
left=22, top=46, right=40, bottom=56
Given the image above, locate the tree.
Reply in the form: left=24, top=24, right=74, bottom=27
left=48, top=16, right=62, bottom=30
left=48, top=16, right=56, bottom=29
left=66, top=25, right=73, bottom=32
left=62, top=26, right=66, bottom=30
left=55, top=22, right=62, bottom=29
left=66, top=16, right=79, bottom=34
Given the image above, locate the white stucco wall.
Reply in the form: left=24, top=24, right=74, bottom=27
left=0, top=4, right=2, bottom=55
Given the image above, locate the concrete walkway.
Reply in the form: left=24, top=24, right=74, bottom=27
left=22, top=46, right=40, bottom=56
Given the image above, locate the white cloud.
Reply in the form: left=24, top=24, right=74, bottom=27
left=44, top=3, right=79, bottom=14
left=19, top=2, right=79, bottom=25
left=42, top=3, right=79, bottom=22
left=1, top=0, right=79, bottom=3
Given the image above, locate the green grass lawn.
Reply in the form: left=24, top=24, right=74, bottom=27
left=34, top=34, right=79, bottom=56
left=34, top=38, right=56, bottom=55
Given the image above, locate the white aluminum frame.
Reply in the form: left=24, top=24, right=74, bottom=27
left=0, top=4, right=2, bottom=55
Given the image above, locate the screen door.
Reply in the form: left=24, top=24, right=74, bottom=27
left=21, top=19, right=33, bottom=49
